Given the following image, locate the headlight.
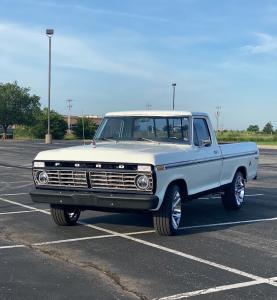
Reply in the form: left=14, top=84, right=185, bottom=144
left=35, top=170, right=49, bottom=185
left=135, top=174, right=150, bottom=190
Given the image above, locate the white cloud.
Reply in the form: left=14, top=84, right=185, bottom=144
left=242, top=33, right=277, bottom=54
left=0, top=21, right=229, bottom=122
left=0, top=22, right=163, bottom=79
left=28, top=0, right=174, bottom=24
left=158, top=35, right=218, bottom=48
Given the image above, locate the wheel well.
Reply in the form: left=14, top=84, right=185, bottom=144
left=167, top=179, right=188, bottom=202
left=237, top=166, right=247, bottom=180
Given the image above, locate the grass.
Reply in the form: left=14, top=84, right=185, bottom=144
left=13, top=125, right=34, bottom=140
left=13, top=126, right=78, bottom=141
left=217, top=131, right=277, bottom=145
left=64, top=132, right=77, bottom=140
left=255, top=141, right=277, bottom=146
left=10, top=126, right=277, bottom=146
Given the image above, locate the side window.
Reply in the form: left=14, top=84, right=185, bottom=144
left=193, top=118, right=211, bottom=146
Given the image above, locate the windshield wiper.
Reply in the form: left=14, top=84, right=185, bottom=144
left=136, top=137, right=160, bottom=144
left=97, top=137, right=118, bottom=143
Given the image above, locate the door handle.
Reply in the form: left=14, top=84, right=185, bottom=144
left=214, top=150, right=219, bottom=154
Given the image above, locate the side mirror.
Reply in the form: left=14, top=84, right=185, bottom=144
left=201, top=139, right=211, bottom=147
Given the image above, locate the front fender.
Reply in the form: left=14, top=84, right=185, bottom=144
left=151, top=169, right=188, bottom=211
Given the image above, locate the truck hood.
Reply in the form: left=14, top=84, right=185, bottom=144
left=34, top=142, right=192, bottom=165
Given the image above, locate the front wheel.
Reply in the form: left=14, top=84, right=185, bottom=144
left=50, top=204, right=81, bottom=226
left=153, top=184, right=182, bottom=236
left=221, top=171, right=245, bottom=210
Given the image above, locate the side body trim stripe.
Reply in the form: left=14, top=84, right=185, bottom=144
left=164, top=151, right=258, bottom=170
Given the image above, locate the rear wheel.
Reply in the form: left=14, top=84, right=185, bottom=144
left=221, top=171, right=245, bottom=210
left=50, top=204, right=81, bottom=226
left=153, top=184, right=182, bottom=236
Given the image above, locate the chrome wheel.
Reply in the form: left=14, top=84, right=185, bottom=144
left=67, top=209, right=80, bottom=222
left=172, top=191, right=182, bottom=230
left=221, top=171, right=246, bottom=211
left=235, top=175, right=245, bottom=206
left=153, top=184, right=183, bottom=235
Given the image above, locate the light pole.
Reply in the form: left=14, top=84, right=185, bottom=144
left=146, top=103, right=152, bottom=110
left=216, top=106, right=221, bottom=132
left=172, top=83, right=176, bottom=110
left=67, top=99, right=73, bottom=133
left=45, top=28, right=54, bottom=144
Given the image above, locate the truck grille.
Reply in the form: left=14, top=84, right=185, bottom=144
left=89, top=171, right=153, bottom=192
left=36, top=170, right=88, bottom=188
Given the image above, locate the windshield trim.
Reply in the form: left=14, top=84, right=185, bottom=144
left=94, top=116, right=192, bottom=145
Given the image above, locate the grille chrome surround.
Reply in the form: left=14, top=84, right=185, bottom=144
left=89, top=171, right=153, bottom=192
left=34, top=169, right=88, bottom=188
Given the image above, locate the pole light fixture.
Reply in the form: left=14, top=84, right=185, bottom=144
left=45, top=28, right=54, bottom=144
left=172, top=83, right=176, bottom=110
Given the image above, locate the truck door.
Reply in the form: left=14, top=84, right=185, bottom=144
left=190, top=117, right=222, bottom=194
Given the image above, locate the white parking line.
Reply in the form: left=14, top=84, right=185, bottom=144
left=199, top=193, right=264, bottom=200
left=0, top=197, right=51, bottom=215
left=0, top=196, right=276, bottom=289
left=0, top=234, right=115, bottom=250
left=0, top=181, right=32, bottom=184
left=32, top=234, right=115, bottom=246
left=0, top=192, right=29, bottom=196
left=0, top=210, right=38, bottom=215
left=0, top=164, right=31, bottom=169
left=126, top=229, right=155, bottom=235
left=16, top=183, right=33, bottom=188
left=101, top=216, right=277, bottom=235
left=0, top=231, right=155, bottom=250
left=154, top=277, right=277, bottom=300
left=81, top=222, right=277, bottom=288
left=0, top=245, right=26, bottom=250
left=179, top=217, right=277, bottom=231
left=2, top=195, right=277, bottom=234
left=19, top=163, right=32, bottom=167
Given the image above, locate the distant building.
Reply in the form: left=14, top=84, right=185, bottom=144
left=63, top=115, right=102, bottom=132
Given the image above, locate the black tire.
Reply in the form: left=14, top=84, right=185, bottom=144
left=50, top=204, right=81, bottom=226
left=153, top=184, right=182, bottom=236
left=221, top=171, right=245, bottom=210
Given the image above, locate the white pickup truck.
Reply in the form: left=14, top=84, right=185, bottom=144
left=30, top=111, right=259, bottom=235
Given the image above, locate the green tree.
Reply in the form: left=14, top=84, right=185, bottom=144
left=263, top=122, right=274, bottom=134
left=74, top=117, right=98, bottom=139
left=32, top=109, right=67, bottom=139
left=0, top=81, right=40, bottom=137
left=247, top=125, right=259, bottom=132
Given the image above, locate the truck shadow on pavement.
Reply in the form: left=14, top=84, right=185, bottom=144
left=80, top=187, right=276, bottom=236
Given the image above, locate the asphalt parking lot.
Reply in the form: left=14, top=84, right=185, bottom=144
left=0, top=141, right=276, bottom=300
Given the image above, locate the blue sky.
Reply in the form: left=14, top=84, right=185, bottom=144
left=0, top=0, right=277, bottom=129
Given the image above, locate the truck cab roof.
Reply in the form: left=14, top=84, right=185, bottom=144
left=105, top=111, right=209, bottom=118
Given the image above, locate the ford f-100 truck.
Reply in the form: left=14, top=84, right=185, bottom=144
left=30, top=111, right=259, bottom=235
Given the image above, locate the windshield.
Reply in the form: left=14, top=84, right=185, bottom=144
left=95, top=116, right=190, bottom=144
